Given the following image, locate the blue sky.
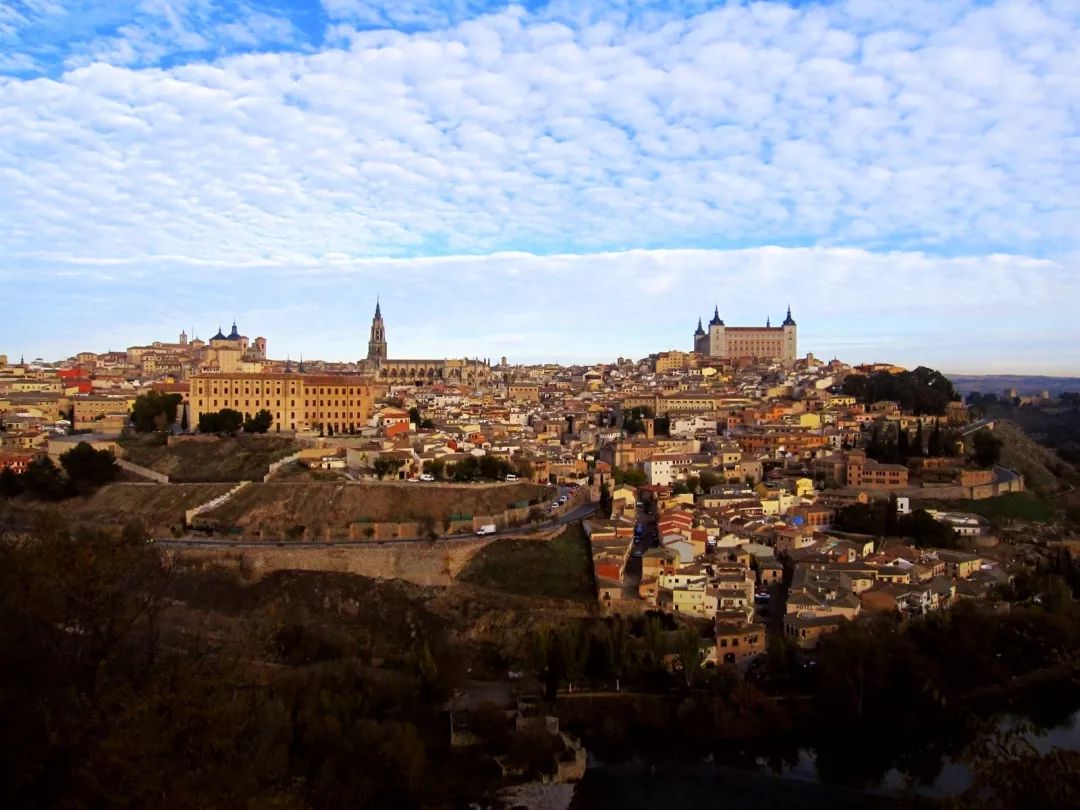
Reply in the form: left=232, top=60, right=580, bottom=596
left=2, top=0, right=1078, bottom=373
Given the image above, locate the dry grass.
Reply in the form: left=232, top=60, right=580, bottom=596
left=122, top=436, right=300, bottom=482
left=203, top=480, right=553, bottom=530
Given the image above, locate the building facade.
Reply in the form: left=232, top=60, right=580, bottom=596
left=360, top=302, right=491, bottom=386
left=189, top=373, right=376, bottom=434
left=693, top=306, right=797, bottom=363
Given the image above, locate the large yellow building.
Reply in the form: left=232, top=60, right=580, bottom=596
left=693, top=305, right=797, bottom=363
left=189, top=373, right=376, bottom=433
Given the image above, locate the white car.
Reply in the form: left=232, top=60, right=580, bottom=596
left=505, top=474, right=517, bottom=481
left=419, top=474, right=434, bottom=482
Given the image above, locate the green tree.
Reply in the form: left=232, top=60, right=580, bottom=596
left=408, top=406, right=421, bottom=425
left=198, top=408, right=243, bottom=435
left=130, top=391, right=183, bottom=433
left=675, top=628, right=705, bottom=689
left=243, top=409, right=273, bottom=434
left=0, top=466, right=23, bottom=498
left=59, top=442, right=119, bottom=495
left=599, top=480, right=613, bottom=518
left=972, top=428, right=1004, bottom=469
left=373, top=456, right=404, bottom=480
left=698, top=470, right=721, bottom=492
left=557, top=624, right=589, bottom=693
left=22, top=456, right=68, bottom=500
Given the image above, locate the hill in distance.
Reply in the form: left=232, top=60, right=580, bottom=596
left=947, top=374, right=1080, bottom=397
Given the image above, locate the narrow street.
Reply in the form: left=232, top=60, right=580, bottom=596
left=621, top=502, right=657, bottom=599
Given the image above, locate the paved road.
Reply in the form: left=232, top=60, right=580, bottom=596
left=621, top=503, right=657, bottom=598
left=154, top=500, right=598, bottom=550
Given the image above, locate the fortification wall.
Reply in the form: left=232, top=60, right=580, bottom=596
left=169, top=538, right=495, bottom=587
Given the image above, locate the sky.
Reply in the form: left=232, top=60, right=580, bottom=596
left=1, top=0, right=1078, bottom=373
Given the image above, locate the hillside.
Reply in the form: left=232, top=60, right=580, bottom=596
left=202, top=480, right=553, bottom=533
left=4, top=483, right=233, bottom=536
left=122, top=436, right=300, bottom=482
left=994, top=419, right=1078, bottom=497
left=948, top=374, right=1080, bottom=397
left=456, top=524, right=595, bottom=602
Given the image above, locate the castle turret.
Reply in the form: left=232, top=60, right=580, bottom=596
left=781, top=305, right=797, bottom=363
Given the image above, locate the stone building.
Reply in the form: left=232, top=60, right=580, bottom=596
left=693, top=305, right=797, bottom=363
left=360, top=301, right=490, bottom=386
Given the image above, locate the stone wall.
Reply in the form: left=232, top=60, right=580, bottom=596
left=169, top=538, right=495, bottom=587
left=116, top=458, right=170, bottom=484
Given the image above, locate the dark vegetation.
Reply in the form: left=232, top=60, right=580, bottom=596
left=919, top=492, right=1059, bottom=527
left=541, top=598, right=1080, bottom=802
left=198, top=407, right=244, bottom=435
left=863, top=419, right=963, bottom=464
left=842, top=366, right=960, bottom=415
left=130, top=390, right=183, bottom=433
left=457, top=524, right=594, bottom=600
left=0, top=519, right=506, bottom=809
left=426, top=454, right=534, bottom=482
left=1, top=509, right=1078, bottom=807
left=834, top=499, right=961, bottom=548
left=0, top=442, right=118, bottom=500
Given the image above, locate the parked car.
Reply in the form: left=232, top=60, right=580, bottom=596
left=419, top=474, right=434, bottom=482
left=505, top=474, right=517, bottom=481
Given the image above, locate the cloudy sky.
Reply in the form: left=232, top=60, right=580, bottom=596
left=2, top=0, right=1078, bottom=372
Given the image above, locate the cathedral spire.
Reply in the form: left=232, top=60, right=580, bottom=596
left=367, top=298, right=388, bottom=365
left=783, top=305, right=796, bottom=326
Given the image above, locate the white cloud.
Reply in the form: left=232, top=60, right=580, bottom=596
left=5, top=245, right=1077, bottom=374
left=2, top=1, right=1075, bottom=267
left=0, top=1, right=1078, bottom=372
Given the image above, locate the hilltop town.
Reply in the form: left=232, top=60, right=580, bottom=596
left=2, top=304, right=1079, bottom=804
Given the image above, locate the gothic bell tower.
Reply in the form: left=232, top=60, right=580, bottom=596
left=367, top=299, right=388, bottom=365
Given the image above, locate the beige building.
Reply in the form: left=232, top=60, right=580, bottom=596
left=189, top=373, right=377, bottom=434
left=361, top=302, right=490, bottom=385
left=693, top=306, right=797, bottom=363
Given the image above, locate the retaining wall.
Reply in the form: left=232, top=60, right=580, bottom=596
left=169, top=538, right=495, bottom=587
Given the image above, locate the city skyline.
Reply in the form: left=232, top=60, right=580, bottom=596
left=2, top=1, right=1078, bottom=373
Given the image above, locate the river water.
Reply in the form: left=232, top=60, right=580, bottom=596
left=557, top=709, right=1080, bottom=810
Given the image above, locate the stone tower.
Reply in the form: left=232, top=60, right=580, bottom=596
left=367, top=299, right=388, bottom=365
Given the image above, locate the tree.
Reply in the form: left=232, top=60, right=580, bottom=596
left=675, top=628, right=705, bottom=689
left=842, top=366, right=959, bottom=415
left=130, top=391, right=182, bottom=433
left=599, top=481, right=613, bottom=518
left=198, top=408, right=243, bottom=435
left=698, top=470, right=721, bottom=492
left=419, top=418, right=435, bottom=430
left=408, top=407, right=421, bottom=426
left=243, top=409, right=273, bottom=434
left=59, top=442, right=119, bottom=495
left=613, top=467, right=646, bottom=487
left=972, top=428, right=1004, bottom=469
left=373, top=456, right=404, bottom=480
left=0, top=466, right=23, bottom=498
left=22, top=456, right=67, bottom=500
left=601, top=617, right=631, bottom=692
left=557, top=624, right=588, bottom=693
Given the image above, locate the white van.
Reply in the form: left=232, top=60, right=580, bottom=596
left=505, top=474, right=517, bottom=481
